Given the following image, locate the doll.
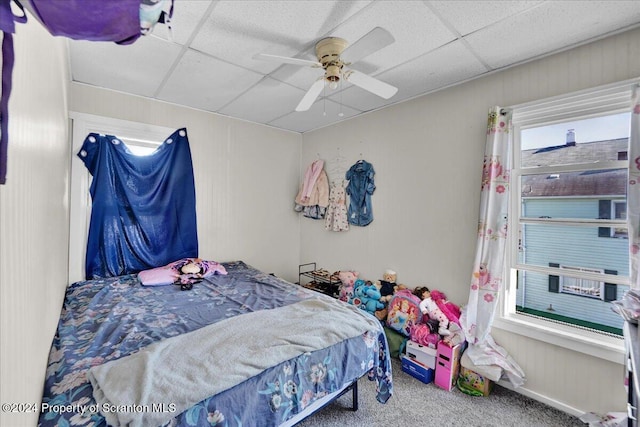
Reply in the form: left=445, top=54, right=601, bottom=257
left=414, top=286, right=451, bottom=336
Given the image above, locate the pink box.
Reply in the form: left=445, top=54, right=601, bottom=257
left=434, top=341, right=464, bottom=391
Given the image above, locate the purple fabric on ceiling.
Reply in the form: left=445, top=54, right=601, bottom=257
left=1, top=0, right=144, bottom=184
left=26, top=0, right=142, bottom=44
left=0, top=0, right=26, bottom=184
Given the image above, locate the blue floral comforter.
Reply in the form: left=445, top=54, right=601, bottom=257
left=39, top=261, right=393, bottom=427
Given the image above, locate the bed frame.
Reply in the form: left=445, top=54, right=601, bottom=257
left=284, top=379, right=359, bottom=426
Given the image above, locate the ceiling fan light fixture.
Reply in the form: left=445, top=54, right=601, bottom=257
left=325, top=64, right=341, bottom=90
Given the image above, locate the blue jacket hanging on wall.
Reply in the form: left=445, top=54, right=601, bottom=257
left=78, top=128, right=198, bottom=279
left=346, top=159, right=375, bottom=226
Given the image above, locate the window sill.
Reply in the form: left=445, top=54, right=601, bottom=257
left=493, top=312, right=625, bottom=364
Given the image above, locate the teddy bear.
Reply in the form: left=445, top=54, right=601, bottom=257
left=376, top=269, right=397, bottom=302
left=349, top=279, right=385, bottom=315
left=338, top=270, right=359, bottom=302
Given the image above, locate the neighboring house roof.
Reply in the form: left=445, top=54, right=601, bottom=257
left=521, top=138, right=628, bottom=198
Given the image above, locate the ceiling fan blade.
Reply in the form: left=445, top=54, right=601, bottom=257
left=341, top=27, right=395, bottom=64
left=253, top=53, right=321, bottom=68
left=296, top=78, right=325, bottom=112
left=344, top=70, right=397, bottom=99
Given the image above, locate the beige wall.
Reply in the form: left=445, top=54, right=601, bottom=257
left=300, top=27, right=640, bottom=415
left=2, top=14, right=638, bottom=427
left=0, top=19, right=70, bottom=427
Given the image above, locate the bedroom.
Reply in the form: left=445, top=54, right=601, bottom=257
left=1, top=0, right=640, bottom=426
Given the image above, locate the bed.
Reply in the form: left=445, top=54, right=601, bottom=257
left=38, top=261, right=393, bottom=427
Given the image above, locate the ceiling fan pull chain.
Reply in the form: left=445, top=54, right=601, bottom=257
left=323, top=82, right=327, bottom=116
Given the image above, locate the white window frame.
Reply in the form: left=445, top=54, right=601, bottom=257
left=68, top=112, right=174, bottom=284
left=611, top=200, right=627, bottom=238
left=494, top=79, right=639, bottom=364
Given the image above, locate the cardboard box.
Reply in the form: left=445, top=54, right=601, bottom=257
left=405, top=340, right=437, bottom=369
left=434, top=341, right=464, bottom=391
left=457, top=366, right=493, bottom=396
left=401, top=355, right=434, bottom=384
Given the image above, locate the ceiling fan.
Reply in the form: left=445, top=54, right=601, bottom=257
left=254, top=27, right=398, bottom=112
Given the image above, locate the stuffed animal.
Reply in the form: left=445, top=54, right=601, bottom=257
left=383, top=269, right=397, bottom=283
left=361, top=281, right=385, bottom=313
left=374, top=281, right=392, bottom=303
left=349, top=280, right=385, bottom=315
left=338, top=270, right=359, bottom=302
left=374, top=307, right=388, bottom=322
left=376, top=269, right=398, bottom=302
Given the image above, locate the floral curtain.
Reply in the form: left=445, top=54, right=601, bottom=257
left=460, top=107, right=525, bottom=387
left=630, top=86, right=640, bottom=290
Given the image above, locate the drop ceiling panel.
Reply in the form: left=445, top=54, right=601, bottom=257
left=147, top=0, right=214, bottom=45
left=157, top=50, right=264, bottom=112
left=328, top=87, right=387, bottom=114
left=189, top=0, right=372, bottom=75
left=331, top=40, right=489, bottom=111
left=218, top=78, right=307, bottom=124
left=270, top=63, right=327, bottom=91
left=329, top=1, right=457, bottom=74
left=269, top=99, right=360, bottom=133
left=465, top=1, right=640, bottom=70
left=64, top=1, right=640, bottom=134
left=429, top=0, right=544, bottom=36
left=69, top=36, right=182, bottom=98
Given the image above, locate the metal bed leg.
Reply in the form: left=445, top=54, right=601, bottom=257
left=351, top=380, right=358, bottom=411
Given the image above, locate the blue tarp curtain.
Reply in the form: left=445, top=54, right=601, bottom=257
left=78, top=128, right=198, bottom=279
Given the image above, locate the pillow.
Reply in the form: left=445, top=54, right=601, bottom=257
left=137, top=265, right=176, bottom=286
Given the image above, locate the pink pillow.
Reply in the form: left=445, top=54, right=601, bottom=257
left=138, top=265, right=177, bottom=286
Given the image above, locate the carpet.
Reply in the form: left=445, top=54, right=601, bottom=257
left=297, top=358, right=585, bottom=427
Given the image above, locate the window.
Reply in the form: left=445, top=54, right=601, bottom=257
left=558, top=265, right=604, bottom=299
left=69, top=113, right=173, bottom=283
left=612, top=200, right=628, bottom=238
left=118, top=137, right=162, bottom=156
left=500, top=81, right=637, bottom=359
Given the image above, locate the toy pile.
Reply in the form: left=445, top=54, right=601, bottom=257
left=337, top=268, right=464, bottom=347
left=336, top=268, right=501, bottom=396
left=337, top=269, right=398, bottom=321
